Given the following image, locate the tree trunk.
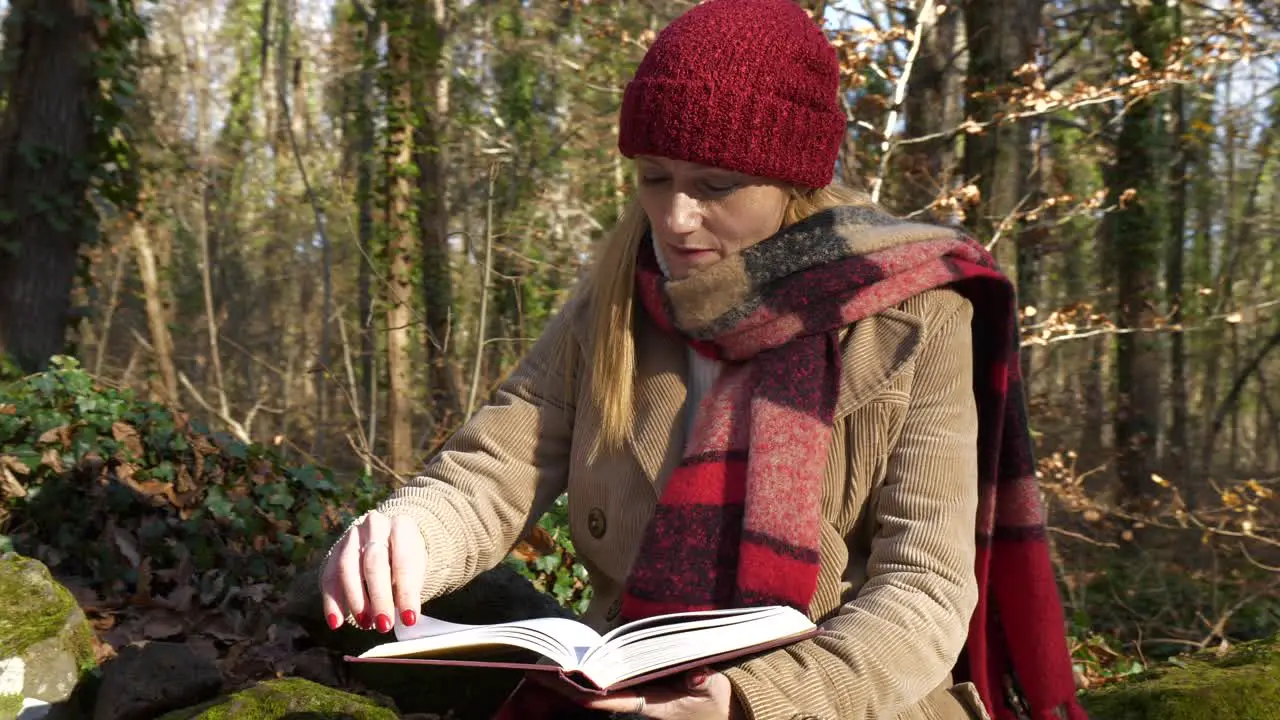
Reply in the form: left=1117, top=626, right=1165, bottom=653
left=901, top=1, right=959, bottom=216
left=131, top=219, right=179, bottom=405
left=415, top=0, right=463, bottom=435
left=0, top=0, right=99, bottom=371
left=1165, top=0, right=1189, bottom=478
left=1109, top=1, right=1171, bottom=504
left=962, top=0, right=1044, bottom=379
left=1188, top=89, right=1217, bottom=497
left=356, top=10, right=378, bottom=434
left=385, top=0, right=416, bottom=475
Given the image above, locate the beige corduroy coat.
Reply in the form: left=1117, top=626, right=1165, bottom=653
left=356, top=285, right=991, bottom=720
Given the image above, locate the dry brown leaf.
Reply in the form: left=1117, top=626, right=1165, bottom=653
left=116, top=462, right=137, bottom=483
left=0, top=466, right=27, bottom=498
left=141, top=611, right=186, bottom=640
left=0, top=404, right=15, bottom=415
left=128, top=478, right=178, bottom=507
left=164, top=585, right=196, bottom=613
left=37, top=425, right=72, bottom=448
left=0, top=454, right=31, bottom=476
left=64, top=581, right=104, bottom=611
left=203, top=611, right=248, bottom=643
left=176, top=464, right=195, bottom=494
left=240, top=583, right=273, bottom=603
left=111, top=421, right=144, bottom=457
left=111, top=526, right=142, bottom=568
left=41, top=447, right=65, bottom=473
left=191, top=435, right=218, bottom=456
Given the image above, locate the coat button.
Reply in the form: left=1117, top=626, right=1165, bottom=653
left=587, top=507, right=607, bottom=538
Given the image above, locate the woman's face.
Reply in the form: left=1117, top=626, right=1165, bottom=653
left=636, top=156, right=790, bottom=280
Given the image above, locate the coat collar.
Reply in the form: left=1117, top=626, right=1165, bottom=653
left=624, top=303, right=925, bottom=490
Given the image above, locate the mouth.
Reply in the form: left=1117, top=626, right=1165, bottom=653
left=666, top=246, right=718, bottom=258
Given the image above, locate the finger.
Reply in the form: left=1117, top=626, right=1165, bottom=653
left=581, top=672, right=726, bottom=717
left=390, top=515, right=426, bottom=626
left=577, top=691, right=652, bottom=715
left=319, top=534, right=352, bottom=630
left=684, top=666, right=713, bottom=692
left=336, top=526, right=371, bottom=629
left=360, top=511, right=396, bottom=633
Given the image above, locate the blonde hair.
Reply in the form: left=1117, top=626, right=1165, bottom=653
left=566, top=182, right=872, bottom=454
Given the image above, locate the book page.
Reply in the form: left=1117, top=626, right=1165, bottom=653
left=579, top=606, right=815, bottom=689
left=358, top=614, right=606, bottom=670
left=599, top=606, right=791, bottom=646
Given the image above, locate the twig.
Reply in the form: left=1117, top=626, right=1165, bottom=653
left=1020, top=298, right=1280, bottom=348
left=177, top=372, right=252, bottom=444
left=1048, top=526, right=1121, bottom=548
left=1021, top=298, right=1280, bottom=334
left=93, top=242, right=130, bottom=376
left=467, top=164, right=500, bottom=421
left=1197, top=576, right=1280, bottom=649
left=195, top=181, right=232, bottom=424
left=330, top=327, right=376, bottom=478
left=1238, top=541, right=1280, bottom=573
left=1108, top=506, right=1280, bottom=550
left=344, top=432, right=406, bottom=485
left=1138, top=637, right=1207, bottom=649
left=984, top=193, right=1034, bottom=252
left=869, top=0, right=935, bottom=204
left=337, top=316, right=364, bottom=445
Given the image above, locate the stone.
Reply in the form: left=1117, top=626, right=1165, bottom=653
left=92, top=642, right=223, bottom=720
left=157, top=677, right=397, bottom=720
left=0, top=554, right=95, bottom=712
left=285, top=562, right=573, bottom=717
left=286, top=647, right=339, bottom=689
left=1081, top=633, right=1280, bottom=719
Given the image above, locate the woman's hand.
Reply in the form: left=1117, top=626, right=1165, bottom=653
left=319, top=510, right=426, bottom=633
left=528, top=667, right=746, bottom=720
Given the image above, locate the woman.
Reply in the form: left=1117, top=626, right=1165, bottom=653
left=320, top=1, right=1086, bottom=718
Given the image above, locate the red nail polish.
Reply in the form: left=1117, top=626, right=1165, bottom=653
left=355, top=611, right=370, bottom=629
left=401, top=609, right=417, bottom=626
left=326, top=613, right=340, bottom=630
left=376, top=613, right=393, bottom=633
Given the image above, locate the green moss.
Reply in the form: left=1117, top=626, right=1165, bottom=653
left=1081, top=635, right=1280, bottom=719
left=67, top=616, right=96, bottom=672
left=0, top=694, right=22, bottom=720
left=157, top=678, right=397, bottom=720
left=0, top=555, right=82, bottom=660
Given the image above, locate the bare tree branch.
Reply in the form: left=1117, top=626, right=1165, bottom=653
left=870, top=0, right=935, bottom=203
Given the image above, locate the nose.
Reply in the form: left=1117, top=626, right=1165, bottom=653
left=658, top=192, right=702, bottom=236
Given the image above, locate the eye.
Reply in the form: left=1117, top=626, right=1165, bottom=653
left=700, top=180, right=739, bottom=196
left=639, top=174, right=669, bottom=186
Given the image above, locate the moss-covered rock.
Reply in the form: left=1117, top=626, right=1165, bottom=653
left=157, top=678, right=396, bottom=720
left=1081, top=634, right=1280, bottom=719
left=0, top=694, right=23, bottom=719
left=0, top=553, right=95, bottom=706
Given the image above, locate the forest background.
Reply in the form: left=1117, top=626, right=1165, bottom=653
left=0, top=0, right=1279, bottom=694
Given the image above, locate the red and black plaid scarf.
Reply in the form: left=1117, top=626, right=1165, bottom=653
left=497, top=205, right=1085, bottom=720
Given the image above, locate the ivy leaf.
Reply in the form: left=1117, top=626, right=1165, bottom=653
left=296, top=513, right=324, bottom=539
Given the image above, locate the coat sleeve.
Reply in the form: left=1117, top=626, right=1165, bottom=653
left=721, top=294, right=981, bottom=720
left=327, top=295, right=582, bottom=603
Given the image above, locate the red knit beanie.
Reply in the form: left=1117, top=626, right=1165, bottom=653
left=618, top=0, right=846, bottom=189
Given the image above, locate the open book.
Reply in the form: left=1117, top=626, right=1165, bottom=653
left=344, top=605, right=818, bottom=694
